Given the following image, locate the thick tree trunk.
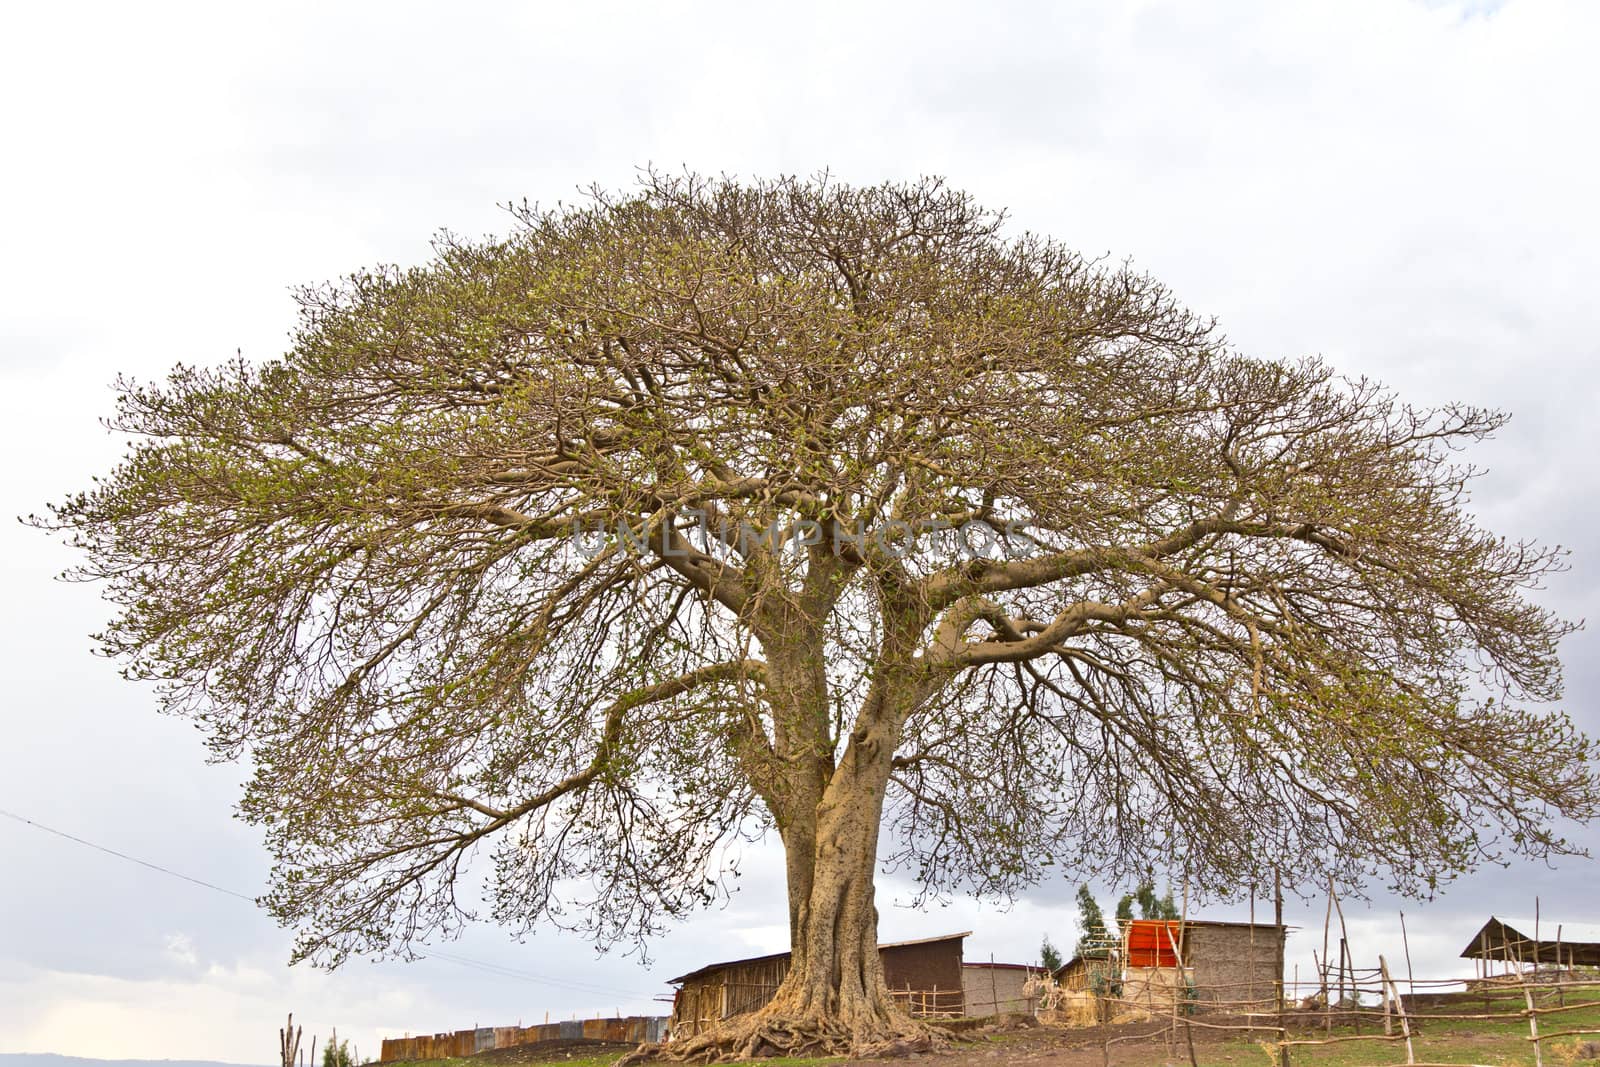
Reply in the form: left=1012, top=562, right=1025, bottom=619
left=623, top=622, right=946, bottom=1064
left=650, top=708, right=938, bottom=1063
left=767, top=770, right=902, bottom=1038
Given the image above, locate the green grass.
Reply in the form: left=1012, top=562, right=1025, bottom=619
left=1190, top=988, right=1600, bottom=1067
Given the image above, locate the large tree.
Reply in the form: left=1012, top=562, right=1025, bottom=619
left=41, top=173, right=1598, bottom=1059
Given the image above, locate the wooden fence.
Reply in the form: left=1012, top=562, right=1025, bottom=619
left=888, top=987, right=966, bottom=1018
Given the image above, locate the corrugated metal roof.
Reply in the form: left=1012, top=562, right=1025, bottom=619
left=879, top=930, right=974, bottom=950
left=1176, top=918, right=1293, bottom=930
left=1489, top=916, right=1600, bottom=945
left=1126, top=919, right=1181, bottom=967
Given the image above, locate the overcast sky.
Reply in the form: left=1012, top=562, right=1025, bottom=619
left=3, top=0, right=1599, bottom=1061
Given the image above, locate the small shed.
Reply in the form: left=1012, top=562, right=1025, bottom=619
left=668, top=931, right=969, bottom=1038
left=1461, top=916, right=1600, bottom=972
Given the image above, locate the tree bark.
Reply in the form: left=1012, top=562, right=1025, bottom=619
left=653, top=694, right=935, bottom=1062
left=773, top=751, right=899, bottom=1036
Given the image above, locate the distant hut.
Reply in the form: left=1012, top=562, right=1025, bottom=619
left=668, top=932, right=968, bottom=1038
left=1054, top=918, right=1286, bottom=1017
left=1121, top=918, right=1286, bottom=1013
left=1461, top=916, right=1600, bottom=977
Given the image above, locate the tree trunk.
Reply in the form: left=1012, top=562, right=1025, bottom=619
left=652, top=708, right=937, bottom=1063
left=769, top=763, right=901, bottom=1038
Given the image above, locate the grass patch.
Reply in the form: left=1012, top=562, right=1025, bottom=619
left=1193, top=988, right=1600, bottom=1066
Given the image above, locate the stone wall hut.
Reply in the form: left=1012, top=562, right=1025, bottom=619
left=1120, top=918, right=1287, bottom=1013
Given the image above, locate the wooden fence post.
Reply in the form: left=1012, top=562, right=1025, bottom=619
left=1400, top=910, right=1416, bottom=1001
left=1379, top=955, right=1415, bottom=1065
left=1164, top=921, right=1199, bottom=1067
left=1522, top=960, right=1543, bottom=1067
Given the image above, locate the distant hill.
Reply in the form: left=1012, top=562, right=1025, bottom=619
left=1, top=1055, right=273, bottom=1067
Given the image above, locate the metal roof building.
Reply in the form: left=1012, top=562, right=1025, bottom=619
left=1460, top=916, right=1600, bottom=968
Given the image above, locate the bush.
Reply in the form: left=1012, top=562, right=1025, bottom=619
left=322, top=1039, right=354, bottom=1067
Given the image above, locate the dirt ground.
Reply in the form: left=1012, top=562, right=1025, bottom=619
left=469, top=1040, right=642, bottom=1064
left=478, top=1020, right=1258, bottom=1067
left=847, top=1019, right=1250, bottom=1067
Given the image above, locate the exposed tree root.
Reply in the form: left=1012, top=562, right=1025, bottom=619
left=617, top=1010, right=947, bottom=1065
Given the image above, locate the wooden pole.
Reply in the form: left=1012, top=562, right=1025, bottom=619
left=1557, top=927, right=1566, bottom=1007
left=1523, top=956, right=1543, bottom=1067
left=1276, top=868, right=1289, bottom=1067
left=1330, top=885, right=1356, bottom=1034
left=1384, top=959, right=1393, bottom=1036
left=1400, top=910, right=1416, bottom=1000
left=280, top=1013, right=302, bottom=1067
left=1322, top=883, right=1334, bottom=1036
left=1164, top=921, right=1199, bottom=1067
left=1380, top=955, right=1415, bottom=1065
left=991, top=953, right=1000, bottom=1017
left=1250, top=882, right=1258, bottom=1011
left=1312, top=950, right=1324, bottom=1019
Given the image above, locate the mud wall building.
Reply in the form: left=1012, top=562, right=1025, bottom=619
left=1119, top=919, right=1286, bottom=1013
left=1054, top=919, right=1286, bottom=1017
left=1181, top=920, right=1286, bottom=1011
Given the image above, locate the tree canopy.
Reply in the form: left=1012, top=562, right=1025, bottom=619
left=40, top=171, right=1599, bottom=1056
left=1040, top=935, right=1064, bottom=973
left=1075, top=885, right=1115, bottom=958
left=1116, top=881, right=1179, bottom=923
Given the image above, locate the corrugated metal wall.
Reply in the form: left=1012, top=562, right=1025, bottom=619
left=379, top=1016, right=669, bottom=1061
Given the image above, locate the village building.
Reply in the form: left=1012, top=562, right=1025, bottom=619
left=1460, top=916, right=1600, bottom=975
left=1055, top=918, right=1287, bottom=1016
left=1056, top=952, right=1118, bottom=995
left=960, top=960, right=1041, bottom=1016
left=667, top=932, right=968, bottom=1038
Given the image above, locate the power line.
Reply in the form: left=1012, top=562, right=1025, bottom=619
left=0, top=804, right=659, bottom=1000
left=0, top=806, right=257, bottom=901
